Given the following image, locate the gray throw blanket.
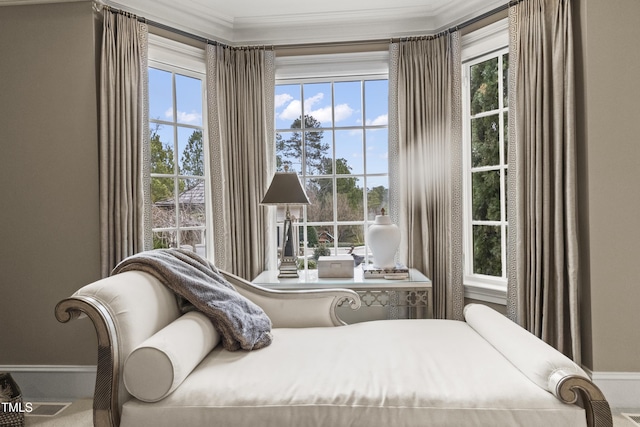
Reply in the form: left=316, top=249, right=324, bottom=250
left=112, top=249, right=272, bottom=351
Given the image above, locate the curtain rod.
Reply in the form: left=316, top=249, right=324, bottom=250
left=97, top=3, right=223, bottom=46
left=96, top=0, right=526, bottom=49
left=146, top=17, right=213, bottom=45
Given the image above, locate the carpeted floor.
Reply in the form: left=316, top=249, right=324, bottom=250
left=22, top=399, right=640, bottom=426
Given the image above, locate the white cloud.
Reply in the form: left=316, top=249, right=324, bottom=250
left=307, top=102, right=354, bottom=124
left=177, top=111, right=202, bottom=124
left=334, top=104, right=355, bottom=122
left=165, top=108, right=202, bottom=125
left=307, top=105, right=333, bottom=123
left=277, top=92, right=354, bottom=125
left=366, top=114, right=388, bottom=126
left=275, top=93, right=293, bottom=109
left=279, top=100, right=302, bottom=121
left=304, top=92, right=324, bottom=110
left=279, top=93, right=324, bottom=122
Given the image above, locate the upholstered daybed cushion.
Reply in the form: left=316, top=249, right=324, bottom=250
left=119, top=317, right=586, bottom=427
left=123, top=311, right=221, bottom=402
left=112, top=249, right=273, bottom=351
left=464, top=303, right=588, bottom=394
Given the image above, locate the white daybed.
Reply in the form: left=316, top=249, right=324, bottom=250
left=55, top=268, right=612, bottom=427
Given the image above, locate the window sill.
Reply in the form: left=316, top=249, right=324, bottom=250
left=464, top=281, right=507, bottom=305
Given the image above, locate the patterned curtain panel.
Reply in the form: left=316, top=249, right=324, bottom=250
left=507, top=0, right=581, bottom=362
left=206, top=45, right=275, bottom=279
left=99, top=10, right=148, bottom=277
left=391, top=34, right=464, bottom=320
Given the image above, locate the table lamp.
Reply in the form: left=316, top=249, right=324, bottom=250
left=261, top=166, right=311, bottom=278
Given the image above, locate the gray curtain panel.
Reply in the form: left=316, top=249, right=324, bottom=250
left=392, top=34, right=464, bottom=320
left=206, top=45, right=275, bottom=280
left=507, top=0, right=581, bottom=362
left=99, top=11, right=148, bottom=277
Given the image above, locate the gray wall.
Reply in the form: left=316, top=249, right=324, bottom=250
left=575, top=0, right=640, bottom=373
left=0, top=2, right=100, bottom=369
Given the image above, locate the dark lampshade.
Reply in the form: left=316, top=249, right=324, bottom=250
left=261, top=171, right=310, bottom=206
left=261, top=168, right=310, bottom=278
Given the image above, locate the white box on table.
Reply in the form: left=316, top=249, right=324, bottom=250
left=317, top=255, right=354, bottom=278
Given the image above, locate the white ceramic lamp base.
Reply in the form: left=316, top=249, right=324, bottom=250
left=367, top=213, right=400, bottom=269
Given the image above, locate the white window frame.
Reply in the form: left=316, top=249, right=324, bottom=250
left=274, top=52, right=392, bottom=271
left=461, top=19, right=509, bottom=304
left=147, top=35, right=213, bottom=259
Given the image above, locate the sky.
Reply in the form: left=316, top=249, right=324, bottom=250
left=274, top=80, right=389, bottom=182
left=148, top=67, right=390, bottom=188
left=149, top=68, right=204, bottom=173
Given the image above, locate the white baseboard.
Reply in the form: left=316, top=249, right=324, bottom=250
left=587, top=369, right=640, bottom=409
left=0, top=365, right=96, bottom=401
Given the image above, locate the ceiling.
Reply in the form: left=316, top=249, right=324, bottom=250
left=1, top=0, right=510, bottom=45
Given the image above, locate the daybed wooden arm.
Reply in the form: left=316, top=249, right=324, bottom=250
left=222, top=270, right=361, bottom=327
left=464, top=304, right=613, bottom=427
left=550, top=369, right=613, bottom=427
left=55, top=271, right=360, bottom=427
left=55, top=296, right=121, bottom=427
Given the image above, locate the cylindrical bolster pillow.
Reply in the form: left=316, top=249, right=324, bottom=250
left=463, top=303, right=587, bottom=394
left=123, top=311, right=220, bottom=402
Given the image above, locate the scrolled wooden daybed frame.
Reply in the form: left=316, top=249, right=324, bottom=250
left=56, top=270, right=612, bottom=427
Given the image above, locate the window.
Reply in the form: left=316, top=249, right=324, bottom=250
left=274, top=53, right=390, bottom=270
left=462, top=19, right=509, bottom=300
left=148, top=36, right=210, bottom=258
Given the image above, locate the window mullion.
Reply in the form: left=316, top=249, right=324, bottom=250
left=361, top=80, right=369, bottom=230
left=172, top=73, right=181, bottom=247
left=498, top=53, right=508, bottom=279
left=331, top=82, right=339, bottom=255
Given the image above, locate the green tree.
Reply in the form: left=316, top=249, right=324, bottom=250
left=470, top=57, right=498, bottom=115
left=473, top=226, right=501, bottom=276
left=301, top=226, right=319, bottom=247
left=276, top=115, right=328, bottom=173
left=315, top=157, right=362, bottom=211
left=181, top=130, right=203, bottom=177
left=468, top=55, right=506, bottom=277
left=367, top=185, right=388, bottom=218
left=150, top=126, right=175, bottom=203
left=470, top=58, right=500, bottom=170
left=312, top=243, right=331, bottom=260
left=150, top=125, right=177, bottom=249
left=181, top=130, right=204, bottom=191
left=278, top=114, right=370, bottom=248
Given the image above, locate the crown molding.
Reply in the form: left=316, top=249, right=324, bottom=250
left=234, top=16, right=439, bottom=46
left=430, top=0, right=509, bottom=31
left=1, top=0, right=511, bottom=46
left=237, top=5, right=438, bottom=27
left=103, top=0, right=235, bottom=44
